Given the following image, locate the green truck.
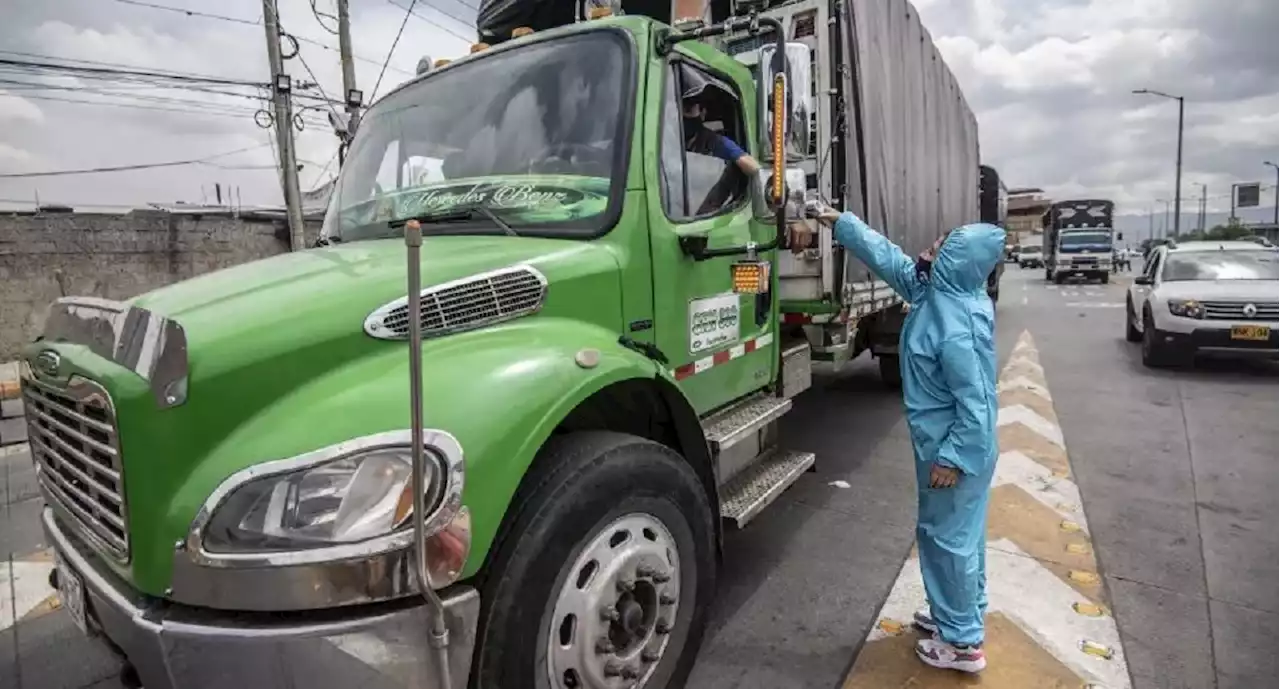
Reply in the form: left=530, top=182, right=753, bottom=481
left=21, top=3, right=980, bottom=688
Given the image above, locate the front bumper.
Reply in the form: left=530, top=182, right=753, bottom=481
left=44, top=508, right=479, bottom=689
left=1149, top=322, right=1279, bottom=357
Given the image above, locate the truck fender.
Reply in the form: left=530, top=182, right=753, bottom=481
left=164, top=317, right=711, bottom=587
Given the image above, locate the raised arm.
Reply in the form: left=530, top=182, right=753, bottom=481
left=829, top=211, right=925, bottom=303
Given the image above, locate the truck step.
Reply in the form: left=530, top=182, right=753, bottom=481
left=719, top=449, right=816, bottom=528
left=703, top=394, right=791, bottom=453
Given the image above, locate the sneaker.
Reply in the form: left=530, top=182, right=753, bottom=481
left=912, top=608, right=938, bottom=634
left=915, top=636, right=986, bottom=673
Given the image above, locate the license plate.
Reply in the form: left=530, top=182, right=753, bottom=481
left=1230, top=325, right=1271, bottom=341
left=53, top=552, right=89, bottom=635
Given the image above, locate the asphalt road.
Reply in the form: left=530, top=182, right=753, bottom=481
left=2, top=266, right=1276, bottom=689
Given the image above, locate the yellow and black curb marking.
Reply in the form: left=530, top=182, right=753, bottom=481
left=843, top=330, right=1129, bottom=689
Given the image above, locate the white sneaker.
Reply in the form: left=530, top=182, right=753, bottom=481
left=915, top=635, right=987, bottom=673
left=912, top=608, right=938, bottom=634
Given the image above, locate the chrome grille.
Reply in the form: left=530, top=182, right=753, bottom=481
left=364, top=266, right=547, bottom=340
left=1202, top=300, right=1279, bottom=321
left=21, top=375, right=129, bottom=559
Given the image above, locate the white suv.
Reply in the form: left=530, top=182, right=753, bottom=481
left=1125, top=241, right=1279, bottom=367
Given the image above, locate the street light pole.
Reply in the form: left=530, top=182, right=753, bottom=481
left=1133, top=89, right=1185, bottom=238
left=1265, top=161, right=1279, bottom=227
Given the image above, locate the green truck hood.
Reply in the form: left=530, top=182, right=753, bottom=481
left=89, top=235, right=623, bottom=595
left=132, top=235, right=613, bottom=382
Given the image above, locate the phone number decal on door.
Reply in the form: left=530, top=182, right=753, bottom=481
left=688, top=293, right=740, bottom=354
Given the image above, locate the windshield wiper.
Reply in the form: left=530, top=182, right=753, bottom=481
left=388, top=205, right=518, bottom=237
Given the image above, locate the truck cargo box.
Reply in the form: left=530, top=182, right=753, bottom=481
left=840, top=0, right=980, bottom=281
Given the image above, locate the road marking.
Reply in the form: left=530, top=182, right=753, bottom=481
left=1066, top=302, right=1124, bottom=309
left=843, top=330, right=1129, bottom=689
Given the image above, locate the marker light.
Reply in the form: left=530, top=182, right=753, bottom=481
left=589, top=7, right=613, bottom=19
left=731, top=261, right=771, bottom=294
left=512, top=26, right=534, bottom=38
left=771, top=73, right=786, bottom=204
left=470, top=42, right=490, bottom=54
left=433, top=58, right=452, bottom=68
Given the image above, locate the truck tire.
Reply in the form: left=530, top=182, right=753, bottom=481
left=472, top=431, right=716, bottom=689
left=1100, top=273, right=1110, bottom=285
left=1053, top=273, right=1065, bottom=285
left=879, top=354, right=902, bottom=388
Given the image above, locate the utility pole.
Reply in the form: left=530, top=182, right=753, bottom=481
left=336, top=0, right=361, bottom=165
left=262, top=0, right=307, bottom=251
left=1173, top=96, right=1184, bottom=238
left=1133, top=89, right=1185, bottom=238
left=1197, top=183, right=1207, bottom=232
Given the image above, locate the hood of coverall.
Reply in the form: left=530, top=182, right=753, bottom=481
left=928, top=223, right=1007, bottom=296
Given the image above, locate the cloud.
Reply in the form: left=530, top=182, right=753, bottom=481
left=0, top=0, right=1274, bottom=221
left=920, top=0, right=1279, bottom=217
left=0, top=0, right=470, bottom=209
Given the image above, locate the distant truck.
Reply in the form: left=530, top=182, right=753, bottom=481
left=1042, top=199, right=1121, bottom=283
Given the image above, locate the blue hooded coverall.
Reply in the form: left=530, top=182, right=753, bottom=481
left=833, top=212, right=1006, bottom=647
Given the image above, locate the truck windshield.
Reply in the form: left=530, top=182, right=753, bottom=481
left=321, top=32, right=630, bottom=243
left=1162, top=250, right=1279, bottom=282
left=1059, top=231, right=1112, bottom=251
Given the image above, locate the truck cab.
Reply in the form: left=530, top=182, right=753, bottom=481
left=1043, top=199, right=1119, bottom=284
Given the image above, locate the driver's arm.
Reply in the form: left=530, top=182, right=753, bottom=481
left=708, top=134, right=761, bottom=176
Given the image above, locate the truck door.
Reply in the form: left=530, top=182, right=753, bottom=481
left=645, top=57, right=776, bottom=415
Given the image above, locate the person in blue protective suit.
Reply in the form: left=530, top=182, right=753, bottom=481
left=816, top=207, right=1005, bottom=673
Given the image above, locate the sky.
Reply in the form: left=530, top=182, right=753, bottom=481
left=0, top=0, right=1276, bottom=221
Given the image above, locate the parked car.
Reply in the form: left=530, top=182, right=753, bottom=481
left=1125, top=241, right=1279, bottom=366
left=1017, top=246, right=1044, bottom=268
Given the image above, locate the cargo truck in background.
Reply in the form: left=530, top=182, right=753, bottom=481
left=25, top=3, right=983, bottom=689
left=1043, top=199, right=1122, bottom=284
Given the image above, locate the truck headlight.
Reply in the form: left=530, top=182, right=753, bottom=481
left=1168, top=299, right=1205, bottom=319
left=203, top=447, right=441, bottom=553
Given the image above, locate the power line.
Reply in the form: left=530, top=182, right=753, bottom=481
left=290, top=43, right=342, bottom=122
left=112, top=0, right=260, bottom=26
left=0, top=57, right=265, bottom=87
left=107, top=0, right=415, bottom=76
left=1, top=90, right=329, bottom=130
left=0, top=49, right=262, bottom=85
left=310, top=0, right=340, bottom=35
left=372, top=0, right=419, bottom=102
left=386, top=0, right=478, bottom=43
left=0, top=143, right=274, bottom=179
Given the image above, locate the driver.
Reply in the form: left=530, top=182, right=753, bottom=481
left=682, top=85, right=761, bottom=177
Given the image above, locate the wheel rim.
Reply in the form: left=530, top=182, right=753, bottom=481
left=545, top=513, right=681, bottom=688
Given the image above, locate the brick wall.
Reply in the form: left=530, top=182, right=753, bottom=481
left=0, top=210, right=319, bottom=360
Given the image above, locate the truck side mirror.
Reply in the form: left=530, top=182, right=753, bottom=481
left=1134, top=275, right=1152, bottom=285
left=756, top=42, right=813, bottom=167
left=1116, top=232, right=1124, bottom=240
